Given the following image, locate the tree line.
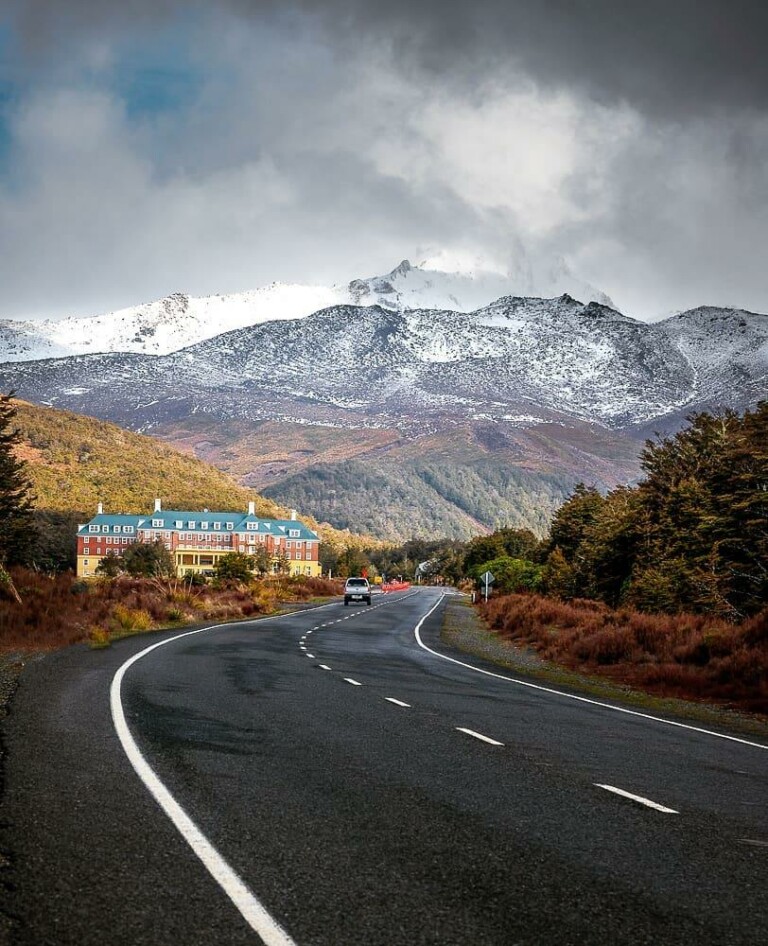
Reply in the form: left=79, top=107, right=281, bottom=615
left=325, top=403, right=767, bottom=621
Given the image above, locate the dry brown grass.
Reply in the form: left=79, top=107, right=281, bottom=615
left=481, top=594, right=768, bottom=714
left=0, top=569, right=343, bottom=652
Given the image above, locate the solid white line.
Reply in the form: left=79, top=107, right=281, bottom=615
left=413, top=597, right=768, bottom=752
left=343, top=678, right=363, bottom=686
left=111, top=624, right=298, bottom=946
left=385, top=698, right=411, bottom=708
left=456, top=727, right=504, bottom=746
left=595, top=784, right=679, bottom=814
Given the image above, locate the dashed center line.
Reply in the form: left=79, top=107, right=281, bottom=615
left=385, top=698, right=410, bottom=708
left=595, top=784, right=679, bottom=814
left=319, top=665, right=332, bottom=671
left=456, top=727, right=504, bottom=747
left=343, top=678, right=363, bottom=686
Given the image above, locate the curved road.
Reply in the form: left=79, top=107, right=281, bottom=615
left=2, top=588, right=767, bottom=945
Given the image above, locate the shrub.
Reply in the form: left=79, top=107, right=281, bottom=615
left=480, top=592, right=768, bottom=713
left=112, top=605, right=154, bottom=632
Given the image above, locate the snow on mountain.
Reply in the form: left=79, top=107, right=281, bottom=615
left=0, top=256, right=614, bottom=363
left=2, top=294, right=765, bottom=437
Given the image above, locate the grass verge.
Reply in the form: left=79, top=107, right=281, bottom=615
left=441, top=595, right=768, bottom=740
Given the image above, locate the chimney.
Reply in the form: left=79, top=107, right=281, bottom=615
left=97, top=502, right=103, bottom=515
left=248, top=501, right=255, bottom=516
left=154, top=498, right=162, bottom=512
left=290, top=508, right=297, bottom=521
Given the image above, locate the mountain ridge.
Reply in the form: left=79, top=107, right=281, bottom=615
left=0, top=256, right=613, bottom=362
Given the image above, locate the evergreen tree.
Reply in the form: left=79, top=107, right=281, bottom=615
left=214, top=552, right=255, bottom=583
left=122, top=540, right=174, bottom=578
left=0, top=394, right=35, bottom=566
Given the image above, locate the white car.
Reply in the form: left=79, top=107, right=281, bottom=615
left=344, top=577, right=372, bottom=606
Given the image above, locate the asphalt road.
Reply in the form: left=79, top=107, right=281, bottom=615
left=2, top=588, right=767, bottom=945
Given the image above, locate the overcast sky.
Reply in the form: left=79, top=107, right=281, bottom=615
left=1, top=1, right=767, bottom=321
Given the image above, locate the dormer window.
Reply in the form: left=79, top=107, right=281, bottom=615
left=214, top=522, right=221, bottom=530
left=289, top=529, right=300, bottom=538
left=226, top=522, right=234, bottom=530
left=125, top=526, right=134, bottom=534
left=89, top=525, right=99, bottom=533
left=102, top=525, right=109, bottom=533
left=152, top=518, right=163, bottom=527
left=188, top=521, right=196, bottom=529
left=175, top=520, right=183, bottom=528
left=201, top=521, right=209, bottom=530
left=247, top=522, right=257, bottom=530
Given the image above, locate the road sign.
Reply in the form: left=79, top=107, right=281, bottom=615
left=480, top=570, right=495, bottom=602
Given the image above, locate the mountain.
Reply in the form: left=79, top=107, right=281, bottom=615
left=2, top=294, right=764, bottom=539
left=0, top=256, right=612, bottom=362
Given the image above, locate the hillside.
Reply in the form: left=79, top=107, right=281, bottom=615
left=10, top=400, right=373, bottom=551
left=157, top=416, right=639, bottom=540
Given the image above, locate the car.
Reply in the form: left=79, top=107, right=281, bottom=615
left=344, top=577, right=372, bottom=606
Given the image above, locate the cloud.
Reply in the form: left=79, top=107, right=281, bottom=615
left=10, top=1, right=768, bottom=117
left=0, top=2, right=767, bottom=322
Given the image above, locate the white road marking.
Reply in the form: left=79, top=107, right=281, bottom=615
left=456, top=727, right=504, bottom=746
left=344, top=678, right=363, bottom=686
left=306, top=654, right=315, bottom=658
left=595, top=784, right=679, bottom=814
left=111, top=623, right=302, bottom=946
left=319, top=665, right=332, bottom=671
left=738, top=838, right=768, bottom=847
left=385, top=698, right=411, bottom=708
left=413, top=595, right=768, bottom=752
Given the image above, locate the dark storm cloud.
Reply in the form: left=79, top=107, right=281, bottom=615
left=9, top=0, right=768, bottom=117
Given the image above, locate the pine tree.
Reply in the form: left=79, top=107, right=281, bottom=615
left=0, top=393, right=34, bottom=566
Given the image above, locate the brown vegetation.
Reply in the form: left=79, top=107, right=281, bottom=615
left=0, top=568, right=343, bottom=652
left=480, top=593, right=768, bottom=714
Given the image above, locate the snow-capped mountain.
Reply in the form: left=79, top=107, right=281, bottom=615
left=2, top=294, right=765, bottom=434
left=0, top=257, right=613, bottom=363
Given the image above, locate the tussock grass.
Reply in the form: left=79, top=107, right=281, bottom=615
left=481, top=594, right=768, bottom=714
left=0, top=569, right=344, bottom=652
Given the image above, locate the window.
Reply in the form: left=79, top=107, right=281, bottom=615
left=84, top=536, right=90, bottom=543
left=152, top=518, right=163, bottom=527
left=306, top=551, right=312, bottom=560
left=102, top=525, right=109, bottom=533
left=286, top=540, right=292, bottom=549
left=125, top=526, right=134, bottom=534
left=188, top=521, right=196, bottom=529
left=89, top=525, right=99, bottom=533
left=175, top=520, right=183, bottom=528
left=289, top=529, right=300, bottom=538
left=113, top=525, right=120, bottom=534
left=83, top=560, right=89, bottom=565
left=247, top=522, right=257, bottom=530
left=226, top=522, right=234, bottom=530
left=214, top=522, right=221, bottom=531
left=201, top=521, right=209, bottom=530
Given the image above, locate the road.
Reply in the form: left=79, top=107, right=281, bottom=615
left=2, top=588, right=767, bottom=945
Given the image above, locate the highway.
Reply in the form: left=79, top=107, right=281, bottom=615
left=2, top=588, right=767, bottom=945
